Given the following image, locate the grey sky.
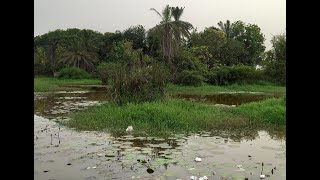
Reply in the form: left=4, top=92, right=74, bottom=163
left=34, top=0, right=285, bottom=50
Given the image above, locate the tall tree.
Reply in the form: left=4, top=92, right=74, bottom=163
left=263, top=33, right=286, bottom=85
left=230, top=21, right=266, bottom=65
left=150, top=5, right=193, bottom=64
left=171, top=6, right=193, bottom=49
left=58, top=38, right=98, bottom=71
left=123, top=25, right=147, bottom=51
left=218, top=20, right=232, bottom=38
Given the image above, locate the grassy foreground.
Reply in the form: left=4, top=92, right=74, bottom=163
left=34, top=77, right=101, bottom=92
left=67, top=97, right=286, bottom=136
left=167, top=83, right=286, bottom=95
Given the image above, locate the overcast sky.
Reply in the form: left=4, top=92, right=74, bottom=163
left=34, top=0, right=285, bottom=50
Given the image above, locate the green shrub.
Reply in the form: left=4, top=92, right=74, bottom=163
left=111, top=62, right=169, bottom=105
left=263, top=61, right=286, bottom=85
left=57, top=67, right=91, bottom=79
left=205, top=65, right=263, bottom=85
left=176, top=70, right=204, bottom=86
left=96, top=62, right=120, bottom=85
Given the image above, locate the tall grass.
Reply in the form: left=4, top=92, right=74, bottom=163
left=68, top=97, right=286, bottom=136
left=34, top=77, right=101, bottom=92
left=167, top=83, right=286, bottom=95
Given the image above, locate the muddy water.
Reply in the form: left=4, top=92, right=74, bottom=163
left=34, top=91, right=286, bottom=180
left=34, top=91, right=110, bottom=119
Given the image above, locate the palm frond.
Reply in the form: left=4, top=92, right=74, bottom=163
left=150, top=8, right=162, bottom=18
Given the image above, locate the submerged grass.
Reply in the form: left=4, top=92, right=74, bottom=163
left=34, top=77, right=101, bottom=92
left=167, top=83, right=286, bottom=95
left=68, top=97, right=286, bottom=136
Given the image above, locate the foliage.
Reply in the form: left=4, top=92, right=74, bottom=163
left=205, top=65, right=263, bottom=85
left=58, top=36, right=99, bottom=72
left=218, top=20, right=232, bottom=38
left=33, top=10, right=281, bottom=87
left=107, top=40, right=151, bottom=66
left=171, top=49, right=207, bottom=84
left=175, top=70, right=204, bottom=86
left=146, top=28, right=161, bottom=57
left=123, top=25, right=147, bottom=50
left=34, top=29, right=104, bottom=75
left=96, top=62, right=120, bottom=85
left=189, top=46, right=213, bottom=69
left=110, top=62, right=169, bottom=105
left=57, top=67, right=91, bottom=79
left=34, top=47, right=51, bottom=75
left=150, top=5, right=193, bottom=63
left=190, top=27, right=227, bottom=55
left=263, top=33, right=286, bottom=85
left=103, top=41, right=169, bottom=105
left=230, top=21, right=266, bottom=65
left=219, top=39, right=249, bottom=66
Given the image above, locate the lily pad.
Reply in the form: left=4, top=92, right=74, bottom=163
left=135, top=137, right=146, bottom=140
left=119, top=145, right=132, bottom=149
left=228, top=145, right=240, bottom=148
left=160, top=145, right=172, bottom=149
left=122, top=142, right=134, bottom=145
left=112, top=143, right=122, bottom=147
left=148, top=144, right=161, bottom=148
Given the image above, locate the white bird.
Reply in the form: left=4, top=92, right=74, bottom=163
left=190, top=176, right=197, bottom=180
left=126, top=126, right=133, bottom=132
left=260, top=174, right=265, bottom=179
left=195, top=157, right=202, bottom=162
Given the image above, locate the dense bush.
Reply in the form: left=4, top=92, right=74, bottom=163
left=205, top=65, right=263, bottom=85
left=57, top=67, right=91, bottom=79
left=172, top=49, right=207, bottom=86
left=96, top=62, right=120, bottom=85
left=176, top=70, right=204, bottom=86
left=263, top=61, right=285, bottom=85
left=111, top=62, right=169, bottom=105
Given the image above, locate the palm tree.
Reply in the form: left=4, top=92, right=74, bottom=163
left=58, top=39, right=98, bottom=71
left=150, top=5, right=193, bottom=63
left=171, top=6, right=193, bottom=50
left=218, top=20, right=232, bottom=39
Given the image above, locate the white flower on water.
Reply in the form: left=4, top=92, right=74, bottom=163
left=260, top=174, right=266, bottom=179
left=126, top=126, right=133, bottom=132
left=236, top=164, right=245, bottom=171
left=199, top=176, right=208, bottom=180
left=195, top=157, right=202, bottom=162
